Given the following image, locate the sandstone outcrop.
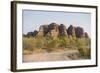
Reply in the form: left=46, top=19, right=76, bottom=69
left=24, top=23, right=89, bottom=39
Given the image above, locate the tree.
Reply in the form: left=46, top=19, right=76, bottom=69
left=58, top=35, right=70, bottom=47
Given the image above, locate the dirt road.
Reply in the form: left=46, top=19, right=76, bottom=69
left=23, top=50, right=80, bottom=62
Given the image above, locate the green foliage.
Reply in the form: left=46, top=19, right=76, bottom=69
left=78, top=47, right=91, bottom=59
left=23, top=34, right=91, bottom=59
left=72, top=31, right=76, bottom=40
left=23, top=36, right=46, bottom=52
left=69, top=36, right=76, bottom=46
left=23, top=37, right=35, bottom=51
left=34, top=36, right=45, bottom=48
left=76, top=38, right=91, bottom=58
left=76, top=38, right=90, bottom=48
left=47, top=39, right=58, bottom=48
left=44, top=36, right=58, bottom=49
left=58, top=36, right=70, bottom=47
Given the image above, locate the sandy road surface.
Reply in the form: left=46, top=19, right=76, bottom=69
left=23, top=50, right=79, bottom=62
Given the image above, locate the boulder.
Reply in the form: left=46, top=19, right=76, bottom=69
left=59, top=24, right=67, bottom=36
left=67, top=25, right=76, bottom=36
left=26, top=30, right=38, bottom=37
left=75, top=27, right=84, bottom=38
left=47, top=23, right=59, bottom=38
left=24, top=23, right=89, bottom=39
left=37, top=25, right=48, bottom=36
left=84, top=32, right=89, bottom=38
left=48, top=23, right=59, bottom=31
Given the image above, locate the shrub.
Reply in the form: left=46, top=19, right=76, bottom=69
left=23, top=37, right=35, bottom=51
left=78, top=47, right=91, bottom=59
left=34, top=37, right=45, bottom=48
left=58, top=36, right=70, bottom=47
left=23, top=37, right=46, bottom=52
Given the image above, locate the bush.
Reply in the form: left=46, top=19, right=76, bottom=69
left=23, top=37, right=46, bottom=52
left=76, top=38, right=91, bottom=59
left=58, top=36, right=70, bottom=47
left=76, top=38, right=90, bottom=47
left=34, top=37, right=45, bottom=48
left=23, top=37, right=35, bottom=51
left=23, top=34, right=91, bottom=57
left=78, top=47, right=91, bottom=59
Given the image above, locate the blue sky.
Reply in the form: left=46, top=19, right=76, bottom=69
left=23, top=10, right=91, bottom=37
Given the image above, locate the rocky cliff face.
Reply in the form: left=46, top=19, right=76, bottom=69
left=59, top=24, right=68, bottom=36
left=26, top=30, right=38, bottom=37
left=75, top=27, right=84, bottom=38
left=67, top=25, right=76, bottom=37
left=25, top=23, right=89, bottom=39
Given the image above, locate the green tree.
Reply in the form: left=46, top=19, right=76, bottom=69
left=58, top=36, right=70, bottom=47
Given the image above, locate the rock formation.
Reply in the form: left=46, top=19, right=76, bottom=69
left=26, top=30, right=38, bottom=37
left=59, top=24, right=68, bottom=36
left=84, top=32, right=89, bottom=38
left=24, top=23, right=89, bottom=39
left=67, top=25, right=76, bottom=37
left=75, top=27, right=84, bottom=38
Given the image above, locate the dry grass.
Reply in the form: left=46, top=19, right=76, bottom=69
left=23, top=36, right=91, bottom=59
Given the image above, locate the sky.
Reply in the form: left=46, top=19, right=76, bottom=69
left=22, top=10, right=91, bottom=37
